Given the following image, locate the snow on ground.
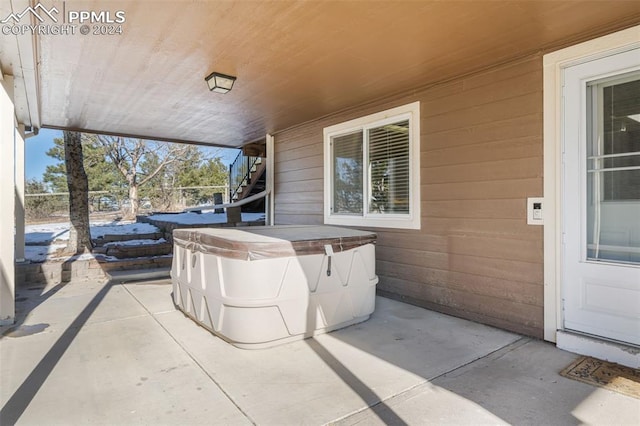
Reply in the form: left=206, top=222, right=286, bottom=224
left=147, top=212, right=265, bottom=225
left=103, top=238, right=167, bottom=247
left=24, top=223, right=71, bottom=244
left=24, top=220, right=163, bottom=262
left=24, top=243, right=67, bottom=263
left=91, top=222, right=160, bottom=239
left=25, top=220, right=160, bottom=244
left=24, top=212, right=265, bottom=262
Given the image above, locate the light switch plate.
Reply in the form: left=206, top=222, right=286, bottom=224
left=527, top=197, right=544, bottom=225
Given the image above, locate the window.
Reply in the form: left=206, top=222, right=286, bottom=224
left=586, top=72, right=640, bottom=263
left=323, top=102, right=420, bottom=229
left=587, top=76, right=640, bottom=202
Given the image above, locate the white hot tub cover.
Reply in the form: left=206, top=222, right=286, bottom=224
left=172, top=225, right=377, bottom=260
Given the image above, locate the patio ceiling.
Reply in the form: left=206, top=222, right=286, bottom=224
left=2, top=0, right=640, bottom=147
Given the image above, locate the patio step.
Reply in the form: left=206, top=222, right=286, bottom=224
left=93, top=241, right=173, bottom=259
left=107, top=267, right=171, bottom=283
left=92, top=232, right=164, bottom=247
left=15, top=255, right=173, bottom=286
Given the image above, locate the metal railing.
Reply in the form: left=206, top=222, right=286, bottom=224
left=24, top=185, right=229, bottom=222
left=229, top=151, right=262, bottom=201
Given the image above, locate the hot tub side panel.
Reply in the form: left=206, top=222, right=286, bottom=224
left=171, top=242, right=378, bottom=348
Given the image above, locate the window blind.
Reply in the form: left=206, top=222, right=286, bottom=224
left=368, top=120, right=410, bottom=214
left=332, top=132, right=363, bottom=214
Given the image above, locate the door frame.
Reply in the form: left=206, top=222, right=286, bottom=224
left=543, top=25, right=640, bottom=343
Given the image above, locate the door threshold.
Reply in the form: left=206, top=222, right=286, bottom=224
left=556, top=330, right=639, bottom=369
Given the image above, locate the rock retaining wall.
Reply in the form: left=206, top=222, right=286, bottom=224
left=16, top=256, right=173, bottom=287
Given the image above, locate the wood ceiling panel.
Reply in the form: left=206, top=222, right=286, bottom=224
left=32, top=0, right=640, bottom=147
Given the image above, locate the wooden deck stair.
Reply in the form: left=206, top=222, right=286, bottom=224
left=232, top=158, right=266, bottom=201
left=229, top=141, right=267, bottom=210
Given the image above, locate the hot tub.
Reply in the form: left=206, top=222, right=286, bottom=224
left=171, top=225, right=377, bottom=349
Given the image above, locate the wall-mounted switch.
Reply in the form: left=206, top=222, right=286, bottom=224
left=527, top=197, right=544, bottom=225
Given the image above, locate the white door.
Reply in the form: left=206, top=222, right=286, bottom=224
left=563, top=48, right=640, bottom=346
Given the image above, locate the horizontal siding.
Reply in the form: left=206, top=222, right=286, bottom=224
left=423, top=92, right=540, bottom=134
left=274, top=155, right=323, bottom=173
left=275, top=166, right=323, bottom=184
left=423, top=178, right=542, bottom=201
left=277, top=179, right=323, bottom=194
left=422, top=199, right=526, bottom=219
left=376, top=265, right=541, bottom=311
left=378, top=287, right=543, bottom=338
left=422, top=135, right=541, bottom=167
left=376, top=248, right=542, bottom=285
left=275, top=121, right=325, bottom=225
left=421, top=66, right=541, bottom=117
left=275, top=213, right=323, bottom=225
left=423, top=113, right=541, bottom=151
left=376, top=232, right=543, bottom=263
left=420, top=217, right=542, bottom=240
left=275, top=143, right=322, bottom=165
left=421, top=157, right=542, bottom=184
left=274, top=54, right=544, bottom=338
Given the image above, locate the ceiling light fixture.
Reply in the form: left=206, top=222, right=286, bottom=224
left=205, top=71, right=236, bottom=94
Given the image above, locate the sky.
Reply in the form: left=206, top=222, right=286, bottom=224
left=24, top=128, right=60, bottom=180
left=24, top=128, right=241, bottom=181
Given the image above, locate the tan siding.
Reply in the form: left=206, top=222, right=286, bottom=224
left=276, top=191, right=324, bottom=204
left=423, top=113, right=541, bottom=151
left=377, top=264, right=542, bottom=308
left=274, top=54, right=544, bottom=338
left=276, top=213, right=324, bottom=225
left=422, top=157, right=542, bottom=184
left=275, top=166, right=324, bottom=184
left=376, top=248, right=542, bottom=285
left=274, top=114, right=326, bottom=224
left=423, top=178, right=542, bottom=201
left=423, top=92, right=540, bottom=134
left=422, top=70, right=541, bottom=117
left=277, top=202, right=324, bottom=215
left=274, top=155, right=323, bottom=173
left=421, top=217, right=542, bottom=240
left=422, top=136, right=541, bottom=167
left=275, top=143, right=323, bottom=164
left=376, top=232, right=543, bottom=264
left=422, top=199, right=526, bottom=219
left=277, top=179, right=324, bottom=194
left=378, top=275, right=543, bottom=328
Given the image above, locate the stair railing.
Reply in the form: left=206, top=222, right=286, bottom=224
left=229, top=151, right=261, bottom=201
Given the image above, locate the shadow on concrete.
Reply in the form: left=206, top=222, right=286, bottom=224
left=305, top=338, right=408, bottom=425
left=326, top=299, right=598, bottom=425
left=0, top=281, right=113, bottom=425
left=300, top=260, right=407, bottom=426
left=0, top=282, right=66, bottom=340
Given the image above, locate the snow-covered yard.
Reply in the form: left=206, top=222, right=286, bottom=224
left=24, top=220, right=162, bottom=262
left=26, top=221, right=159, bottom=245
left=24, top=212, right=265, bottom=262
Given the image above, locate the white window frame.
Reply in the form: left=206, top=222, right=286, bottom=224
left=323, top=101, right=421, bottom=229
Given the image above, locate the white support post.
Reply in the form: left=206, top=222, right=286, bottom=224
left=15, top=124, right=26, bottom=262
left=0, top=75, right=16, bottom=325
left=266, top=134, right=275, bottom=226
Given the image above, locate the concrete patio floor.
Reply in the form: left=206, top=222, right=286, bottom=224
left=1, top=277, right=638, bottom=425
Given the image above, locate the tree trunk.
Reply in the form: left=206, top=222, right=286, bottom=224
left=64, top=131, right=93, bottom=254
left=128, top=183, right=139, bottom=219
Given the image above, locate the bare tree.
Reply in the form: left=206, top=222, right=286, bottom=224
left=95, top=136, right=193, bottom=218
left=63, top=131, right=93, bottom=254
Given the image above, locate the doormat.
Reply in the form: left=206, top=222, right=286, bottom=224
left=560, top=356, right=640, bottom=399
